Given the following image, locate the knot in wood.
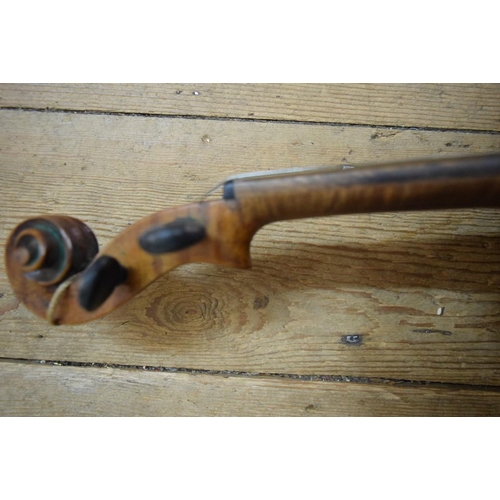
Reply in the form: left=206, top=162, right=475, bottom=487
left=146, top=288, right=222, bottom=334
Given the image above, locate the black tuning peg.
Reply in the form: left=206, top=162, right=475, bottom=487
left=138, top=217, right=206, bottom=254
left=78, top=256, right=128, bottom=312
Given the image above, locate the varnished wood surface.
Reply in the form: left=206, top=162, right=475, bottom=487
left=1, top=83, right=500, bottom=131
left=236, top=154, right=500, bottom=226
left=1, top=84, right=500, bottom=415
left=2, top=361, right=500, bottom=416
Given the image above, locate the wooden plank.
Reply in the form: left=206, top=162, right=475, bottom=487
left=1, top=83, right=500, bottom=131
left=1, top=362, right=499, bottom=416
left=1, top=110, right=500, bottom=384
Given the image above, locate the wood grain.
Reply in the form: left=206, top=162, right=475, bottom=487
left=1, top=84, right=500, bottom=131
left=1, top=362, right=499, bottom=416
left=1, top=109, right=500, bottom=385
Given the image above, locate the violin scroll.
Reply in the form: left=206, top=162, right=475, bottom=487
left=5, top=216, right=99, bottom=320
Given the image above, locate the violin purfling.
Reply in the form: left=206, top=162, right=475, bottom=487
left=5, top=153, right=500, bottom=325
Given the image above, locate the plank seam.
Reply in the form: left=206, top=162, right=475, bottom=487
left=2, top=106, right=500, bottom=135
left=1, top=357, right=499, bottom=392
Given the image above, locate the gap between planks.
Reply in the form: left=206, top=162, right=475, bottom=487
left=2, top=360, right=500, bottom=416
left=2, top=83, right=500, bottom=132
left=2, top=357, right=500, bottom=393
left=2, top=106, right=500, bottom=136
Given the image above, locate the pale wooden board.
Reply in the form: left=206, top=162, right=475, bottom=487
left=1, top=84, right=500, bottom=131
left=1, top=110, right=500, bottom=384
left=1, top=362, right=499, bottom=416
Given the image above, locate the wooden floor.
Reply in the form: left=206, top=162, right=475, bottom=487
left=1, top=83, right=500, bottom=416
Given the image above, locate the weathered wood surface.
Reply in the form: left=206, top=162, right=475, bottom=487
left=1, top=109, right=499, bottom=389
left=1, top=83, right=500, bottom=131
left=2, top=362, right=499, bottom=416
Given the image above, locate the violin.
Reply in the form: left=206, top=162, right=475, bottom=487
left=5, top=153, right=500, bottom=325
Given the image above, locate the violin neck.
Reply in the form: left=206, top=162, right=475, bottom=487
left=230, top=154, right=500, bottom=226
